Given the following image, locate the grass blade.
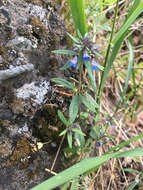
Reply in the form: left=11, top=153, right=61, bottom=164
left=113, top=2, right=143, bottom=45
left=31, top=148, right=143, bottom=190
left=51, top=78, right=75, bottom=90
left=120, top=38, right=134, bottom=102
left=69, top=0, right=87, bottom=37
left=106, top=134, right=143, bottom=154
left=126, top=181, right=138, bottom=190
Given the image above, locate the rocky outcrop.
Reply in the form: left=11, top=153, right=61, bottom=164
left=0, top=0, right=68, bottom=189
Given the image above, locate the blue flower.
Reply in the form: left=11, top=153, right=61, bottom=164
left=97, top=141, right=102, bottom=147
left=91, top=58, right=99, bottom=70
left=69, top=56, right=77, bottom=68
left=83, top=50, right=90, bottom=61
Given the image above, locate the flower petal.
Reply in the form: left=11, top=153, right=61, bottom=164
left=91, top=59, right=99, bottom=70
left=69, top=56, right=77, bottom=68
left=83, top=50, right=90, bottom=61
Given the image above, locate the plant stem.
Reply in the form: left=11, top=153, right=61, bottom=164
left=97, top=0, right=119, bottom=108
left=78, top=62, right=83, bottom=115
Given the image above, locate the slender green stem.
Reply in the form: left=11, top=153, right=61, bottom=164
left=97, top=0, right=119, bottom=107
left=78, top=63, right=83, bottom=116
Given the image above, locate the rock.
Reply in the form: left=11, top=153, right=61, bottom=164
left=0, top=55, right=3, bottom=63
left=0, top=7, right=11, bottom=25
left=0, top=0, right=67, bottom=189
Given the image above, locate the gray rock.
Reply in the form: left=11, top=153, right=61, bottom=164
left=0, top=55, right=3, bottom=63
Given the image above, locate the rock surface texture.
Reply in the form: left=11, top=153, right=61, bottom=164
left=0, top=0, right=68, bottom=189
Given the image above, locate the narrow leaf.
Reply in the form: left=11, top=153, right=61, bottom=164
left=72, top=128, right=85, bottom=136
left=74, top=131, right=85, bottom=147
left=70, top=178, right=79, bottom=190
left=31, top=148, right=143, bottom=190
left=120, top=38, right=134, bottom=101
left=69, top=0, right=87, bottom=37
left=60, top=61, right=71, bottom=70
left=67, top=132, right=73, bottom=148
left=113, top=2, right=143, bottom=44
left=67, top=32, right=80, bottom=44
left=59, top=129, right=67, bottom=136
left=85, top=92, right=99, bottom=108
left=85, top=62, right=97, bottom=93
left=80, top=95, right=96, bottom=112
left=51, top=78, right=75, bottom=89
left=58, top=110, right=68, bottom=126
left=52, top=50, right=77, bottom=56
left=106, top=134, right=143, bottom=154
left=126, top=181, right=138, bottom=190
left=69, top=95, right=79, bottom=123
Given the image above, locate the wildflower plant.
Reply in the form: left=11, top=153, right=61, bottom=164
left=52, top=32, right=104, bottom=148
left=31, top=0, right=143, bottom=189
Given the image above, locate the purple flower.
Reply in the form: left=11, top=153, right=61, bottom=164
left=83, top=50, right=90, bottom=61
left=91, top=58, right=99, bottom=70
left=69, top=56, right=77, bottom=68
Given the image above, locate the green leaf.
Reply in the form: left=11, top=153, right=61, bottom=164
left=67, top=132, right=73, bottom=148
left=94, top=51, right=103, bottom=59
left=72, top=128, right=85, bottom=136
left=126, top=0, right=141, bottom=20
left=69, top=95, right=79, bottom=123
left=97, top=1, right=143, bottom=103
left=97, top=64, right=104, bottom=71
left=105, top=134, right=115, bottom=139
left=113, top=2, right=143, bottom=45
left=69, top=0, right=87, bottom=37
left=70, top=178, right=79, bottom=190
left=60, top=61, right=71, bottom=70
left=85, top=92, right=99, bottom=108
left=80, top=95, right=96, bottom=112
left=67, top=32, right=80, bottom=44
left=124, top=168, right=139, bottom=174
left=74, top=131, right=85, bottom=147
left=58, top=110, right=68, bottom=126
left=59, top=129, right=67, bottom=137
left=103, top=31, right=128, bottom=90
left=52, top=50, right=77, bottom=56
left=90, top=126, right=100, bottom=139
left=126, top=181, right=138, bottom=190
left=80, top=112, right=88, bottom=120
left=120, top=38, right=134, bottom=102
left=31, top=148, right=143, bottom=190
left=60, top=182, right=71, bottom=190
left=84, top=62, right=96, bottom=93
left=106, top=134, right=143, bottom=154
left=51, top=78, right=75, bottom=89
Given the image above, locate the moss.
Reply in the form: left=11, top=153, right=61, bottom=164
left=33, top=105, right=64, bottom=143
left=30, top=16, right=48, bottom=39
left=10, top=137, right=31, bottom=164
left=0, top=46, right=7, bottom=62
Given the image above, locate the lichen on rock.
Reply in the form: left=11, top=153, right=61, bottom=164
left=0, top=0, right=68, bottom=189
